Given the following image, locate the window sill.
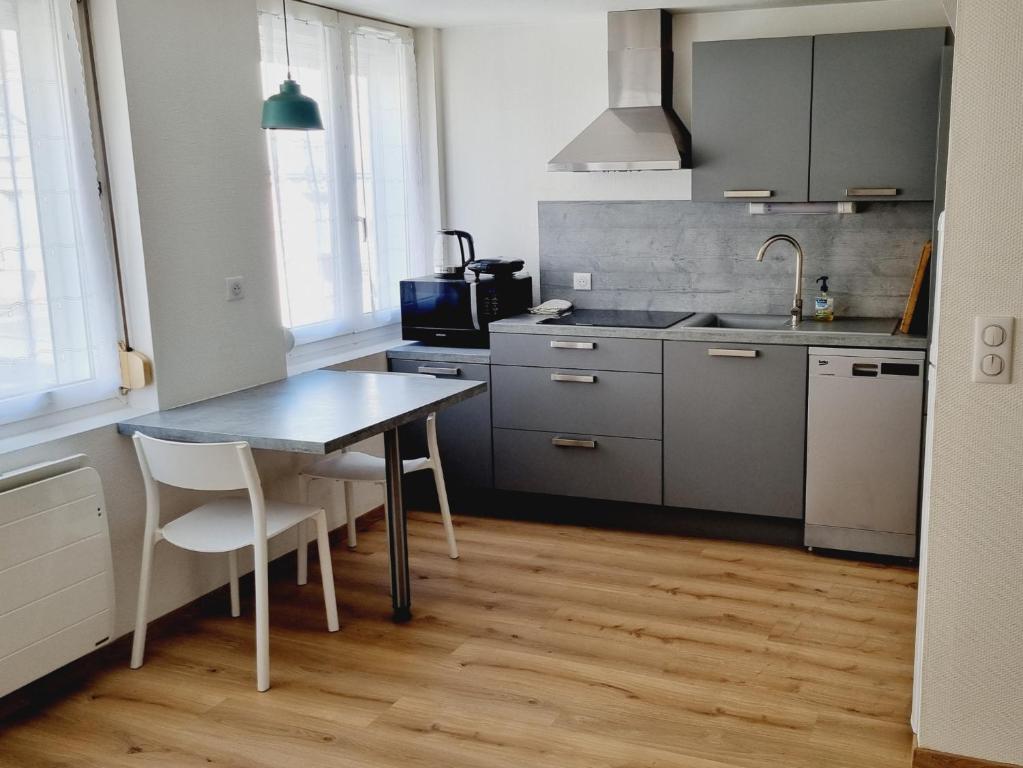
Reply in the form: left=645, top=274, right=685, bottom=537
left=0, top=397, right=150, bottom=457
left=286, top=324, right=403, bottom=376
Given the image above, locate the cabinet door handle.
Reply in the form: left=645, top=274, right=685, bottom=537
left=724, top=189, right=773, bottom=199
left=845, top=187, right=898, bottom=197
left=708, top=348, right=758, bottom=358
left=550, top=373, right=596, bottom=383
left=551, top=437, right=597, bottom=449
left=417, top=365, right=461, bottom=376
left=550, top=340, right=595, bottom=350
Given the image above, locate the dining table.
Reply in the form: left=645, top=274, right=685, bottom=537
left=117, top=369, right=487, bottom=621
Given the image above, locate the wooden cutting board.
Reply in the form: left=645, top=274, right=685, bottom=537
left=900, top=240, right=932, bottom=335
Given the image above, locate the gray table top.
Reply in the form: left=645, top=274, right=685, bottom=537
left=117, top=370, right=487, bottom=454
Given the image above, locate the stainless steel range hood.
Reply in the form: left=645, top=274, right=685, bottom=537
left=548, top=9, right=691, bottom=172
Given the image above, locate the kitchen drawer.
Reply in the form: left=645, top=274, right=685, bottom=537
left=491, top=333, right=661, bottom=373
left=494, top=428, right=662, bottom=505
left=492, top=365, right=661, bottom=439
left=388, top=358, right=492, bottom=488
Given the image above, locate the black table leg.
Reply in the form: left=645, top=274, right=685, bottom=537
left=383, top=428, right=411, bottom=622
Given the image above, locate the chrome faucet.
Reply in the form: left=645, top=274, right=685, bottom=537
left=756, top=234, right=804, bottom=327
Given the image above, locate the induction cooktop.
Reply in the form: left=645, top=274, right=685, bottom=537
left=540, top=309, right=693, bottom=329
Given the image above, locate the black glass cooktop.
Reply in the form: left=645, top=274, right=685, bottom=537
left=540, top=309, right=693, bottom=329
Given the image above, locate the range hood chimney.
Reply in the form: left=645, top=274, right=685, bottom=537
left=548, top=9, right=691, bottom=172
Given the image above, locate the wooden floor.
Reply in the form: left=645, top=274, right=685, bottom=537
left=0, top=512, right=919, bottom=768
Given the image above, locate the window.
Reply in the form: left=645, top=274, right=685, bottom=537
left=0, top=0, right=119, bottom=425
left=258, top=2, right=427, bottom=346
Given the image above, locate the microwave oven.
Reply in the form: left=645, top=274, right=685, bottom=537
left=399, top=273, right=533, bottom=348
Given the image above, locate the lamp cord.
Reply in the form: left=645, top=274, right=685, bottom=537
left=282, top=0, right=292, bottom=79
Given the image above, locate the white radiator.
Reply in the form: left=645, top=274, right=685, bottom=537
left=0, top=455, right=114, bottom=698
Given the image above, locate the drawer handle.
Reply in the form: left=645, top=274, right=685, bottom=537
left=724, top=189, right=773, bottom=199
left=550, top=340, right=595, bottom=350
left=552, top=437, right=598, bottom=449
left=707, top=348, right=758, bottom=358
left=845, top=187, right=898, bottom=197
left=550, top=373, right=596, bottom=383
left=417, top=365, right=461, bottom=376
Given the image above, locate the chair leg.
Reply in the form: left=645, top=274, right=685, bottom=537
left=228, top=550, right=241, bottom=617
left=343, top=481, right=357, bottom=549
left=130, top=535, right=157, bottom=669
left=297, top=475, right=311, bottom=585
left=431, top=462, right=459, bottom=560
left=314, top=510, right=340, bottom=632
left=253, top=541, right=270, bottom=692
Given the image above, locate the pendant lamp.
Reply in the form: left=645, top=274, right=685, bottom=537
left=262, top=0, right=323, bottom=130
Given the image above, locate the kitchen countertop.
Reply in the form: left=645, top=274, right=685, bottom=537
left=489, top=313, right=929, bottom=350
left=386, top=343, right=492, bottom=362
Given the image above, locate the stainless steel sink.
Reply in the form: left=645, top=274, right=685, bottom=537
left=705, top=313, right=794, bottom=330
left=691, top=313, right=899, bottom=336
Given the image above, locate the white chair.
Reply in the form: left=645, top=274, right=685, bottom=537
left=296, top=374, right=458, bottom=582
left=130, top=432, right=339, bottom=692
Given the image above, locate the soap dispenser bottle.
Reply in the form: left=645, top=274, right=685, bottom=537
left=814, top=276, right=834, bottom=321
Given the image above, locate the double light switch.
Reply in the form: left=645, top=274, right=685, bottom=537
left=972, top=315, right=1014, bottom=384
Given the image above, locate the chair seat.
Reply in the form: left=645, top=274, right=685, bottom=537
left=162, top=498, right=321, bottom=553
left=301, top=451, right=431, bottom=483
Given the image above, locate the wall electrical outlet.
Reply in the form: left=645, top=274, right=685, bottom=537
left=573, top=272, right=592, bottom=291
left=971, top=315, right=1014, bottom=384
left=225, top=276, right=245, bottom=301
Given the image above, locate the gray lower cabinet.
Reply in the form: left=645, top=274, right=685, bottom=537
left=692, top=36, right=813, bottom=202
left=663, top=341, right=806, bottom=518
left=809, top=28, right=945, bottom=202
left=492, top=365, right=661, bottom=440
left=389, top=358, right=493, bottom=489
left=494, top=428, right=662, bottom=505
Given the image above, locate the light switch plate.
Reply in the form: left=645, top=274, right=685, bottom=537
left=972, top=315, right=1014, bottom=384
left=573, top=272, right=592, bottom=291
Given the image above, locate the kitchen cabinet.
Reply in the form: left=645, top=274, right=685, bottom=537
left=491, top=332, right=661, bottom=372
left=494, top=429, right=662, bottom=506
left=492, top=364, right=662, bottom=440
left=692, top=28, right=944, bottom=204
left=692, top=36, right=814, bottom=202
left=809, top=28, right=946, bottom=202
left=490, top=333, right=663, bottom=505
left=389, top=357, right=493, bottom=489
left=663, top=341, right=806, bottom=518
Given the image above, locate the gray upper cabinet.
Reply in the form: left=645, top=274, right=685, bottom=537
left=663, top=342, right=806, bottom=519
left=809, top=28, right=946, bottom=202
left=692, top=36, right=813, bottom=202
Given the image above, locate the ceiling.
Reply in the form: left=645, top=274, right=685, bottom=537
left=316, top=0, right=884, bottom=29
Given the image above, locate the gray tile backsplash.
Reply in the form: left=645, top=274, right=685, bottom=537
left=538, top=201, right=933, bottom=317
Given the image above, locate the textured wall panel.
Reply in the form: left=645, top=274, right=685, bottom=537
left=539, top=201, right=932, bottom=317
left=918, top=1, right=1023, bottom=764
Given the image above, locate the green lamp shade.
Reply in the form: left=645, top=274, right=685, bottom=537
left=262, top=79, right=323, bottom=130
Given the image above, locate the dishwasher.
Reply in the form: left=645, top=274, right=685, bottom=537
left=805, top=347, right=925, bottom=557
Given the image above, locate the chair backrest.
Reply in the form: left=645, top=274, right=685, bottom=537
left=132, top=432, right=259, bottom=492
left=363, top=371, right=442, bottom=458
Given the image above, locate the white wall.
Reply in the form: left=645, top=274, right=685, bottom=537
left=438, top=0, right=947, bottom=292
left=915, top=0, right=1023, bottom=763
left=111, top=0, right=286, bottom=410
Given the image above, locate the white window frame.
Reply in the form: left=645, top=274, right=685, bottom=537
left=258, top=1, right=428, bottom=348
left=0, top=0, right=122, bottom=427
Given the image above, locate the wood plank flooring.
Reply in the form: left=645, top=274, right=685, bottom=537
left=0, top=512, right=919, bottom=768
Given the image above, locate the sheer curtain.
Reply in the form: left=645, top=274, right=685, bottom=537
left=0, top=0, right=118, bottom=425
left=258, top=2, right=428, bottom=346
